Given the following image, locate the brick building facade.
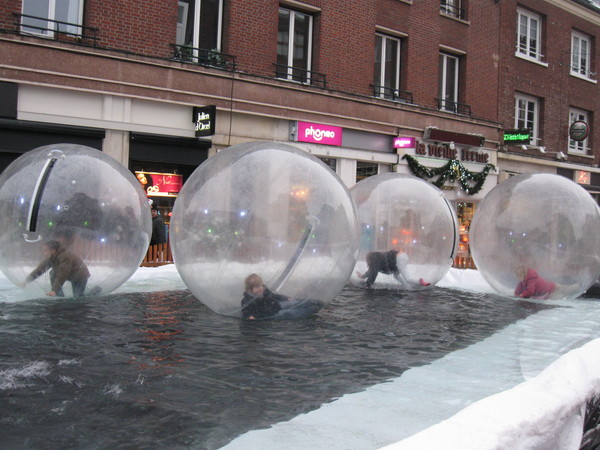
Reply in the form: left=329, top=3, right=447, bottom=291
left=497, top=0, right=600, bottom=186
left=0, top=0, right=598, bottom=266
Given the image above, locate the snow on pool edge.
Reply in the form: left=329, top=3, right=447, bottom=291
left=383, top=338, right=600, bottom=450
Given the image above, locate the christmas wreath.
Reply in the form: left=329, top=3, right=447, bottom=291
left=402, top=154, right=495, bottom=195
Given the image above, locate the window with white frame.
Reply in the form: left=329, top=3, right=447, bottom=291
left=568, top=108, right=590, bottom=154
left=176, top=0, right=223, bottom=51
left=277, top=7, right=313, bottom=83
left=571, top=31, right=593, bottom=79
left=516, top=8, right=543, bottom=62
left=22, top=0, right=83, bottom=37
left=374, top=34, right=401, bottom=100
left=515, top=93, right=540, bottom=143
left=441, top=0, right=464, bottom=20
left=438, top=53, right=459, bottom=112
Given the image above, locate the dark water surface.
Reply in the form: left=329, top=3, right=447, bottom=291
left=0, top=286, right=553, bottom=449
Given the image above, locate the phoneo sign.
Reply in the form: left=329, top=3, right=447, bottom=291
left=297, top=121, right=342, bottom=146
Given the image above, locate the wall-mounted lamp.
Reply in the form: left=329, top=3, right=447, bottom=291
left=449, top=141, right=456, bottom=150
left=539, top=146, right=567, bottom=160
left=519, top=144, right=567, bottom=161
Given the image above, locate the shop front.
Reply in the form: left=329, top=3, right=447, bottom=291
left=395, top=128, right=498, bottom=269
left=288, top=120, right=399, bottom=187
left=498, top=154, right=600, bottom=207
left=559, top=168, right=600, bottom=204
left=6, top=83, right=215, bottom=226
left=129, top=132, right=210, bottom=229
left=284, top=121, right=498, bottom=268
left=0, top=82, right=107, bottom=173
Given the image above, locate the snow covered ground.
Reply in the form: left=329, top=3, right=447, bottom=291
left=1, top=265, right=599, bottom=449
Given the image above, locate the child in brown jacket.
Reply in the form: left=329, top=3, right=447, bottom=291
left=22, top=240, right=90, bottom=297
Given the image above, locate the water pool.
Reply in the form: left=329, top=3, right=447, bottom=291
left=0, top=285, right=554, bottom=449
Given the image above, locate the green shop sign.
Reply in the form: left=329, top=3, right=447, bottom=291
left=503, top=129, right=531, bottom=144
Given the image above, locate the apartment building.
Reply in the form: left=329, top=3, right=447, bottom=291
left=496, top=0, right=600, bottom=199
left=0, top=0, right=598, bottom=265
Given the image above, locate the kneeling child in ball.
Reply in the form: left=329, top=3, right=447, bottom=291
left=21, top=240, right=90, bottom=297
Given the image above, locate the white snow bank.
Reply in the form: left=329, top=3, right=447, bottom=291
left=384, top=338, right=600, bottom=450
left=435, top=267, right=496, bottom=294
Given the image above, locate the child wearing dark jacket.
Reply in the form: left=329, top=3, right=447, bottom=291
left=356, top=250, right=429, bottom=289
left=240, top=273, right=292, bottom=320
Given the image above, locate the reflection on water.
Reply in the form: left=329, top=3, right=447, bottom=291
left=0, top=286, right=554, bottom=449
left=131, top=292, right=189, bottom=374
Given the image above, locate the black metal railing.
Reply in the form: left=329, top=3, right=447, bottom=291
left=171, top=44, right=236, bottom=71
left=440, top=3, right=466, bottom=20
left=273, top=63, right=327, bottom=89
left=437, top=98, right=471, bottom=116
left=12, top=13, right=100, bottom=46
left=370, top=85, right=413, bottom=104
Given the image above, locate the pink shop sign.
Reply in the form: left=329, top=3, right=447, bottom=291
left=297, top=121, right=343, bottom=146
left=393, top=136, right=416, bottom=149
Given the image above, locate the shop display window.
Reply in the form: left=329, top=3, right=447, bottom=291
left=455, top=202, right=476, bottom=268
left=318, top=157, right=337, bottom=173
left=356, top=161, right=378, bottom=183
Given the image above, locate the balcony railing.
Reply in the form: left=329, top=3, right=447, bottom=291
left=437, top=98, right=471, bottom=116
left=370, top=85, right=413, bottom=104
left=273, top=63, right=327, bottom=89
left=171, top=44, right=236, bottom=71
left=12, top=13, right=100, bottom=46
left=571, top=64, right=597, bottom=80
left=440, top=3, right=466, bottom=20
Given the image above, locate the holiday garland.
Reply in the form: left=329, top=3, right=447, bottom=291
left=402, top=154, right=496, bottom=195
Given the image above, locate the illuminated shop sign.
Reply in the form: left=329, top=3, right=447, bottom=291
left=393, top=136, right=416, bottom=149
left=297, top=121, right=342, bottom=146
left=193, top=105, right=216, bottom=137
left=574, top=170, right=591, bottom=185
left=503, top=129, right=531, bottom=144
left=135, top=171, right=183, bottom=197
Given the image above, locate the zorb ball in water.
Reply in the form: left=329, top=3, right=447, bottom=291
left=0, top=144, right=151, bottom=296
left=170, top=141, right=359, bottom=318
left=349, top=173, right=458, bottom=289
left=470, top=173, right=600, bottom=300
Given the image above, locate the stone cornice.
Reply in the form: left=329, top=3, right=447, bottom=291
left=546, top=0, right=600, bottom=25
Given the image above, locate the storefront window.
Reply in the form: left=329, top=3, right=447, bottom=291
left=356, top=161, right=378, bottom=183
left=318, top=157, right=337, bottom=173
left=455, top=202, right=476, bottom=268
